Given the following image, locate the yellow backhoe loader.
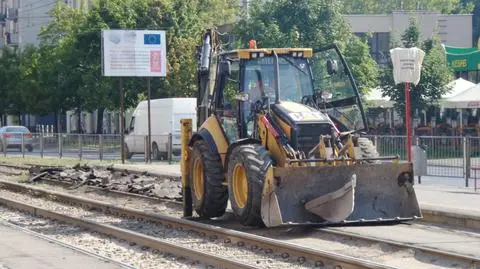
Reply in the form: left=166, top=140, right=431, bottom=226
left=180, top=29, right=421, bottom=227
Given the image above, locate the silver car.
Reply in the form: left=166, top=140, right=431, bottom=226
left=0, top=126, right=34, bottom=152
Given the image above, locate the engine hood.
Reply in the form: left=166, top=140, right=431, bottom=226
left=272, top=101, right=329, bottom=125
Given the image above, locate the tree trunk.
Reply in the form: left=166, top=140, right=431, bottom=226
left=96, top=108, right=105, bottom=134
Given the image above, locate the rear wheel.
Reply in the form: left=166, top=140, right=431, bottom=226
left=189, top=140, right=228, bottom=218
left=227, top=144, right=272, bottom=227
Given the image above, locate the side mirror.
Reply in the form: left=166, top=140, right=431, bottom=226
left=219, top=60, right=231, bottom=76
left=316, top=91, right=333, bottom=102
left=327, top=60, right=338, bottom=75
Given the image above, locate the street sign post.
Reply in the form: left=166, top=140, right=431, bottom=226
left=102, top=30, right=167, bottom=163
left=390, top=47, right=425, bottom=162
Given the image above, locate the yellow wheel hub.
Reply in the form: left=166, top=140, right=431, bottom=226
left=232, top=163, right=248, bottom=209
left=193, top=158, right=204, bottom=200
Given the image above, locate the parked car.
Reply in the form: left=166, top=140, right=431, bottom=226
left=0, top=126, right=34, bottom=152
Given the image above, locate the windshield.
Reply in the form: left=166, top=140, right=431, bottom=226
left=310, top=47, right=365, bottom=131
left=5, top=127, right=29, bottom=133
left=243, top=56, right=313, bottom=103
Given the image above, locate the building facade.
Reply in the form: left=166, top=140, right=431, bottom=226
left=0, top=0, right=20, bottom=48
left=345, top=11, right=473, bottom=67
left=1, top=0, right=90, bottom=49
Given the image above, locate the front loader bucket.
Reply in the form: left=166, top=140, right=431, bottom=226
left=261, top=162, right=421, bottom=227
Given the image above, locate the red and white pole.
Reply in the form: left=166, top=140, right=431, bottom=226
left=405, top=82, right=412, bottom=162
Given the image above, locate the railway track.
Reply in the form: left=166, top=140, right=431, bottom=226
left=0, top=218, right=137, bottom=269
left=0, top=179, right=393, bottom=269
left=0, top=163, right=478, bottom=268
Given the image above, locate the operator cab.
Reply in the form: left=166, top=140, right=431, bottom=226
left=210, top=45, right=367, bottom=150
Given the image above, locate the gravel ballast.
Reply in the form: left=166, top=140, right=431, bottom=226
left=0, top=189, right=316, bottom=269
left=0, top=206, right=202, bottom=269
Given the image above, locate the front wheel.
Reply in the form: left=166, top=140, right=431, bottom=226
left=227, top=144, right=272, bottom=227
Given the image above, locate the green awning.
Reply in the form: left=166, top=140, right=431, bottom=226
left=443, top=45, right=480, bottom=72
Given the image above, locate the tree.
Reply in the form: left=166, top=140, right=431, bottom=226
left=341, top=0, right=464, bottom=14
left=25, top=0, right=239, bottom=133
left=234, top=0, right=378, bottom=96
left=0, top=47, right=23, bottom=123
left=380, top=18, right=453, bottom=125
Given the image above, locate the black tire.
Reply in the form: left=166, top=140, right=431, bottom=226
left=357, top=137, right=379, bottom=162
left=123, top=144, right=133, bottom=159
left=227, top=144, right=272, bottom=227
left=189, top=140, right=228, bottom=218
left=152, top=143, right=160, bottom=160
left=26, top=145, right=33, bottom=152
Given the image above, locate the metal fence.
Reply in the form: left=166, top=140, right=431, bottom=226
left=0, top=133, right=176, bottom=163
left=2, top=133, right=480, bottom=186
left=366, top=135, right=480, bottom=187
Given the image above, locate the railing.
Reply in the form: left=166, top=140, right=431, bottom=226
left=0, top=133, right=176, bottom=164
left=1, top=133, right=479, bottom=188
left=365, top=135, right=480, bottom=188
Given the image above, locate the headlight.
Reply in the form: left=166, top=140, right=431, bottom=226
left=251, top=52, right=258, bottom=58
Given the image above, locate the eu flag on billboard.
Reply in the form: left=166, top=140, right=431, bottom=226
left=144, top=34, right=161, bottom=45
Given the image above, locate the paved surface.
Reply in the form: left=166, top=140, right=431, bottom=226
left=0, top=221, right=125, bottom=269
left=414, top=184, right=480, bottom=217
left=328, top=223, right=480, bottom=258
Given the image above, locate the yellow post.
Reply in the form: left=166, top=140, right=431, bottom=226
left=180, top=119, right=193, bottom=217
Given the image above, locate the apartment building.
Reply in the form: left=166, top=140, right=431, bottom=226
left=0, top=0, right=89, bottom=49
left=345, top=11, right=473, bottom=66
left=0, top=0, right=20, bottom=48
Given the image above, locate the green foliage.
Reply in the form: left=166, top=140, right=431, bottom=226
left=341, top=0, right=464, bottom=14
left=234, top=0, right=378, bottom=96
left=0, top=47, right=22, bottom=116
left=380, top=22, right=453, bottom=118
left=401, top=18, right=421, bottom=48
left=0, top=0, right=239, bottom=131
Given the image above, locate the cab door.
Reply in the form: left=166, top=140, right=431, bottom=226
left=311, top=45, right=367, bottom=132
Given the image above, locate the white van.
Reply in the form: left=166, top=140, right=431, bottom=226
left=124, top=98, right=196, bottom=160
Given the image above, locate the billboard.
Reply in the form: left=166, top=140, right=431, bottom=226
left=102, top=30, right=167, bottom=77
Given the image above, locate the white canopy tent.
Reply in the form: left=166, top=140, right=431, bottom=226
left=441, top=83, right=480, bottom=109
left=441, top=83, right=480, bottom=131
left=441, top=78, right=476, bottom=100
left=365, top=87, right=394, bottom=108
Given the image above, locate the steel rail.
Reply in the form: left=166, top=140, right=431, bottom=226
left=0, top=179, right=393, bottom=269
left=0, top=196, right=256, bottom=269
left=319, top=228, right=480, bottom=266
left=0, top=217, right=136, bottom=269
left=2, top=164, right=477, bottom=266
